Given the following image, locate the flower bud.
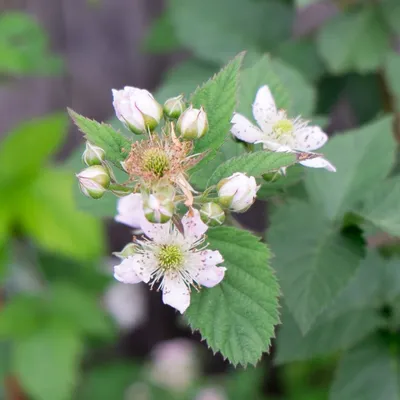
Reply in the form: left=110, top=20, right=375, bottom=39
left=163, top=95, right=186, bottom=119
left=200, top=203, right=225, bottom=226
left=217, top=173, right=259, bottom=213
left=176, top=106, right=208, bottom=140
left=113, top=243, right=137, bottom=259
left=142, top=185, right=175, bottom=224
left=76, top=165, right=110, bottom=199
left=109, top=183, right=132, bottom=197
left=82, top=142, right=105, bottom=166
left=112, top=86, right=163, bottom=134
left=262, top=171, right=282, bottom=183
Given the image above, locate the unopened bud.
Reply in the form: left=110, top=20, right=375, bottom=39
left=112, top=87, right=163, bottom=134
left=82, top=142, right=105, bottom=166
left=262, top=171, right=282, bottom=183
left=217, top=173, right=259, bottom=213
left=163, top=95, right=186, bottom=119
left=76, top=165, right=110, bottom=199
left=109, top=183, right=132, bottom=197
left=143, top=186, right=175, bottom=223
left=200, top=203, right=225, bottom=226
left=113, top=243, right=137, bottom=259
left=177, top=106, right=208, bottom=140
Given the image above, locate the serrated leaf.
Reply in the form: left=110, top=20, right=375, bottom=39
left=268, top=201, right=364, bottom=333
left=0, top=114, right=67, bottom=187
left=380, top=0, right=400, bottom=35
left=189, top=53, right=244, bottom=170
left=358, top=177, right=400, bottom=237
left=305, top=117, right=395, bottom=220
left=68, top=109, right=130, bottom=169
left=317, top=8, right=390, bottom=74
left=238, top=55, right=290, bottom=120
left=276, top=305, right=382, bottom=364
left=13, top=327, right=83, bottom=400
left=330, top=337, right=400, bottom=400
left=385, top=52, right=400, bottom=110
left=186, top=227, right=279, bottom=366
left=208, top=151, right=296, bottom=186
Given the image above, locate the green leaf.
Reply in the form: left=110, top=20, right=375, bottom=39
left=380, top=0, right=400, bottom=35
left=78, top=362, right=139, bottom=400
left=68, top=109, right=130, bottom=169
left=0, top=114, right=67, bottom=187
left=330, top=337, right=400, bottom=400
left=385, top=52, right=400, bottom=111
left=358, top=177, right=400, bottom=237
left=186, top=227, right=279, bottom=366
left=317, top=8, right=390, bottom=74
left=51, top=282, right=114, bottom=339
left=208, top=151, right=296, bottom=186
left=268, top=201, right=364, bottom=333
left=305, top=117, right=395, bottom=220
left=295, top=0, right=321, bottom=9
left=190, top=53, right=244, bottom=170
left=0, top=12, right=63, bottom=75
left=238, top=55, right=290, bottom=121
left=143, top=12, right=181, bottom=54
left=169, top=0, right=292, bottom=64
left=20, top=169, right=105, bottom=260
left=276, top=306, right=382, bottom=364
left=13, top=327, right=83, bottom=400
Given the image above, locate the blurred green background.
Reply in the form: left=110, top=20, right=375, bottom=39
left=1, top=0, right=399, bottom=399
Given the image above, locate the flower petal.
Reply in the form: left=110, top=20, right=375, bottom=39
left=231, top=113, right=265, bottom=143
left=141, top=218, right=172, bottom=241
left=162, top=273, right=191, bottom=314
left=181, top=209, right=208, bottom=244
left=300, top=156, right=336, bottom=172
left=252, top=85, right=278, bottom=132
left=294, top=126, right=328, bottom=152
left=262, top=142, right=293, bottom=152
left=115, top=193, right=144, bottom=229
left=113, top=257, right=142, bottom=284
left=130, top=252, right=158, bottom=283
left=192, top=250, right=226, bottom=288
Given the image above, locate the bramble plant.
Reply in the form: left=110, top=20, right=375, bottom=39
left=70, top=52, right=336, bottom=366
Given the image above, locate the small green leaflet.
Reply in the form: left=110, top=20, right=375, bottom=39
left=190, top=53, right=244, bottom=171
left=186, top=227, right=280, bottom=366
left=68, top=109, right=130, bottom=170
left=207, top=151, right=296, bottom=186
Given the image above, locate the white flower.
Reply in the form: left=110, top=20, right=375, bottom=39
left=103, top=282, right=147, bottom=331
left=217, top=173, right=259, bottom=213
left=231, top=85, right=336, bottom=172
left=115, top=193, right=145, bottom=230
left=113, top=209, right=226, bottom=313
left=112, top=86, right=163, bottom=134
left=149, top=338, right=199, bottom=392
left=177, top=106, right=209, bottom=140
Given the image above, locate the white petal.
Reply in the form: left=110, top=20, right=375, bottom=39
left=141, top=218, right=172, bottom=241
left=130, top=252, right=158, bottom=283
left=262, top=142, right=293, bottom=152
left=162, top=274, right=191, bottom=313
left=192, top=250, right=226, bottom=288
left=294, top=126, right=328, bottom=152
left=113, top=257, right=142, bottom=284
left=300, top=156, right=336, bottom=172
left=252, top=85, right=278, bottom=132
left=115, top=194, right=144, bottom=229
left=231, top=113, right=265, bottom=143
left=181, top=209, right=208, bottom=244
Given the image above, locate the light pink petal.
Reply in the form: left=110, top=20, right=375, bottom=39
left=231, top=113, right=265, bottom=143
left=252, top=85, right=277, bottom=132
left=162, top=274, right=191, bottom=314
left=130, top=252, right=158, bottom=283
left=182, top=209, right=208, bottom=244
left=193, top=250, right=226, bottom=288
left=115, top=194, right=144, bottom=229
left=113, top=257, right=142, bottom=284
left=140, top=218, right=172, bottom=241
left=294, top=126, right=328, bottom=152
left=300, top=156, right=336, bottom=172
left=262, top=142, right=293, bottom=152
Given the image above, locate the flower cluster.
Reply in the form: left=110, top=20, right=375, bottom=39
left=74, top=84, right=335, bottom=314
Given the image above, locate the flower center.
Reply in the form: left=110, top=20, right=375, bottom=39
left=158, top=245, right=184, bottom=271
left=272, top=119, right=294, bottom=137
left=143, top=148, right=170, bottom=177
